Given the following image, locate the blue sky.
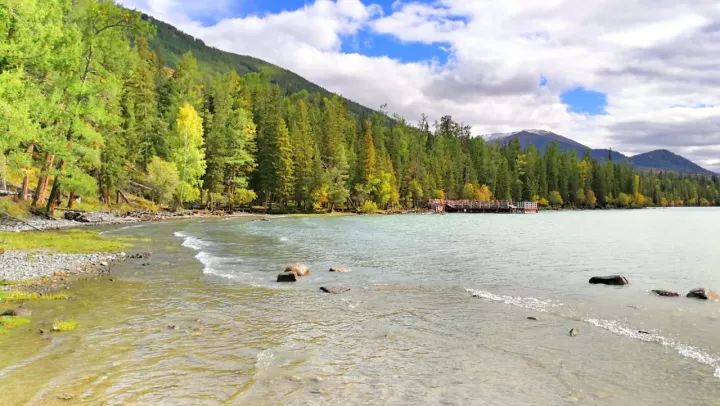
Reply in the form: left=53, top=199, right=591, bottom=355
left=190, top=0, right=451, bottom=64
left=183, top=0, right=606, bottom=115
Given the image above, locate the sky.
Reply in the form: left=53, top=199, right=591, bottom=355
left=118, top=0, right=720, bottom=171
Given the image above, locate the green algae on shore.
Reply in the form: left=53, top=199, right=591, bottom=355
left=0, top=291, right=69, bottom=301
left=52, top=320, right=78, bottom=332
left=0, top=316, right=30, bottom=334
left=0, top=229, right=131, bottom=253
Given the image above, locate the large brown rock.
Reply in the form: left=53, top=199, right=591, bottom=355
left=686, top=288, right=720, bottom=301
left=589, top=275, right=629, bottom=286
left=285, top=264, right=310, bottom=277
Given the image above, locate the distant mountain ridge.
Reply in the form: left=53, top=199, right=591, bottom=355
left=485, top=130, right=715, bottom=175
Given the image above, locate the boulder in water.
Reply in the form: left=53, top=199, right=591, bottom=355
left=686, top=288, right=719, bottom=301
left=569, top=328, right=579, bottom=337
left=285, top=263, right=310, bottom=277
left=277, top=273, right=298, bottom=282
left=320, top=286, right=351, bottom=294
left=329, top=266, right=351, bottom=273
left=588, top=275, right=629, bottom=285
left=651, top=289, right=679, bottom=297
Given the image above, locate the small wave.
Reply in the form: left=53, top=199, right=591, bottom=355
left=174, top=231, right=210, bottom=250
left=466, top=288, right=563, bottom=312
left=467, top=288, right=720, bottom=381
left=586, top=318, right=720, bottom=381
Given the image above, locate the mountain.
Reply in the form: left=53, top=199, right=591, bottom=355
left=145, top=15, right=377, bottom=117
left=486, top=130, right=715, bottom=175
left=629, top=149, right=715, bottom=175
left=486, top=130, right=627, bottom=162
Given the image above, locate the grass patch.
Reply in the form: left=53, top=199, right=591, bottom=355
left=0, top=198, right=31, bottom=219
left=0, top=229, right=130, bottom=253
left=52, top=320, right=78, bottom=332
left=0, top=291, right=69, bottom=302
left=0, top=316, right=31, bottom=334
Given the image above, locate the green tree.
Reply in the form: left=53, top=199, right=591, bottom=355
left=146, top=157, right=179, bottom=205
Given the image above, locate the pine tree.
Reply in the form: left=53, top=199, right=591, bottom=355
left=359, top=119, right=376, bottom=183
left=290, top=99, right=315, bottom=209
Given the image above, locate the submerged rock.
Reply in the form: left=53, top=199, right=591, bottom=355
left=527, top=316, right=537, bottom=321
left=686, top=288, right=719, bottom=301
left=285, top=263, right=310, bottom=277
left=651, top=289, right=679, bottom=297
left=329, top=267, right=351, bottom=273
left=277, top=273, right=298, bottom=282
left=1, top=308, right=31, bottom=317
left=320, top=286, right=351, bottom=294
left=588, top=275, right=629, bottom=286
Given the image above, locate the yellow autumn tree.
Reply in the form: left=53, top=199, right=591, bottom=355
left=169, top=103, right=206, bottom=207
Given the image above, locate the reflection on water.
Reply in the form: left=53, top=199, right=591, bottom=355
left=1, top=208, right=720, bottom=405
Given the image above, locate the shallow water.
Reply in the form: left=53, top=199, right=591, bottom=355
left=1, top=208, right=719, bottom=405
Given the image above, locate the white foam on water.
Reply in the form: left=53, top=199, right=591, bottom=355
left=467, top=287, right=720, bottom=382
left=585, top=318, right=720, bottom=382
left=466, top=288, right=563, bottom=312
left=174, top=231, right=210, bottom=250
left=173, top=231, right=266, bottom=284
left=175, top=231, right=227, bottom=277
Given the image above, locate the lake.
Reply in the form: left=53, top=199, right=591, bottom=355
left=1, top=208, right=719, bottom=405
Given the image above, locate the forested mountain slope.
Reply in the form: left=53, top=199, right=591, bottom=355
left=146, top=16, right=377, bottom=118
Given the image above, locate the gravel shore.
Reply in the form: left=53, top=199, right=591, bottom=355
left=0, top=250, right=129, bottom=282
left=0, top=212, right=141, bottom=232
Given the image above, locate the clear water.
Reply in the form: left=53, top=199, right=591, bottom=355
left=1, top=208, right=719, bottom=405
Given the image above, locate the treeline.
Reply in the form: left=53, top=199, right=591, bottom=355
left=1, top=0, right=718, bottom=215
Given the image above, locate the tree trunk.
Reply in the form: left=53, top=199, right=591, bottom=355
left=102, top=186, right=110, bottom=206
left=32, top=152, right=54, bottom=208
left=46, top=160, right=65, bottom=217
left=67, top=191, right=76, bottom=208
left=18, top=144, right=35, bottom=201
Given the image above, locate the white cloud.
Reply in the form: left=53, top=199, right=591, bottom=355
left=118, top=0, right=720, bottom=171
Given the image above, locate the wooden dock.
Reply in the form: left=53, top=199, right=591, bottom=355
left=428, top=199, right=538, bottom=214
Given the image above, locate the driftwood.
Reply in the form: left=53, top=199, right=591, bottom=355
left=0, top=212, right=42, bottom=231
left=128, top=180, right=152, bottom=190
left=116, top=190, right=130, bottom=204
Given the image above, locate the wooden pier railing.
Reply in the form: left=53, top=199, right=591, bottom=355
left=428, top=199, right=538, bottom=213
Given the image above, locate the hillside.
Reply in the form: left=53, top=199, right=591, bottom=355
left=145, top=15, right=377, bottom=117
left=629, top=149, right=715, bottom=175
left=487, top=130, right=714, bottom=175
